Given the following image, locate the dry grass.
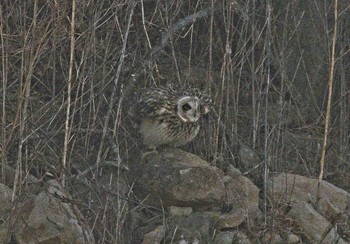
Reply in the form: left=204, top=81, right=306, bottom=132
left=1, top=0, right=349, bottom=242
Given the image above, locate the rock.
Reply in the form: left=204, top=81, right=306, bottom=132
left=9, top=180, right=94, bottom=243
left=226, top=164, right=242, bottom=176
left=168, top=206, right=193, bottom=217
left=135, top=148, right=226, bottom=208
left=287, top=233, right=301, bottom=243
left=213, top=209, right=247, bottom=229
left=178, top=237, right=200, bottom=244
left=287, top=201, right=346, bottom=243
left=214, top=231, right=234, bottom=244
left=142, top=225, right=165, bottom=244
left=232, top=231, right=251, bottom=244
left=0, top=164, right=38, bottom=186
left=263, top=231, right=282, bottom=243
left=238, top=143, right=262, bottom=170
left=0, top=221, right=9, bottom=244
left=268, top=173, right=350, bottom=219
left=225, top=167, right=262, bottom=223
left=0, top=184, right=13, bottom=244
left=0, top=183, right=13, bottom=217
left=165, top=212, right=210, bottom=243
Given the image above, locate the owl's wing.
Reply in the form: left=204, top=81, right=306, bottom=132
left=128, top=88, right=170, bottom=122
left=128, top=99, right=156, bottom=118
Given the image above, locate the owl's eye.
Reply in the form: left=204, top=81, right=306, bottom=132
left=182, top=103, right=192, bottom=111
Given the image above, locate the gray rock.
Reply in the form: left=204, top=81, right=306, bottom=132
left=268, top=173, right=350, bottom=220
left=136, top=148, right=226, bottom=207
left=166, top=212, right=210, bottom=243
left=232, top=231, right=251, bottom=244
left=238, top=143, right=262, bottom=170
left=0, top=221, right=9, bottom=244
left=263, top=231, right=283, bottom=244
left=287, top=233, right=301, bottom=243
left=214, top=231, right=234, bottom=244
left=213, top=209, right=247, bottom=229
left=0, top=184, right=13, bottom=217
left=227, top=164, right=242, bottom=176
left=225, top=169, right=262, bottom=223
left=178, top=238, right=200, bottom=244
left=168, top=206, right=193, bottom=217
left=287, top=201, right=345, bottom=243
left=0, top=184, right=13, bottom=244
left=142, top=225, right=165, bottom=244
left=9, top=180, right=94, bottom=243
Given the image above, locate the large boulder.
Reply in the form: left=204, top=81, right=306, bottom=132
left=8, top=180, right=94, bottom=243
left=287, top=201, right=346, bottom=243
left=165, top=212, right=211, bottom=243
left=268, top=173, right=350, bottom=219
left=134, top=148, right=226, bottom=208
left=225, top=165, right=261, bottom=223
left=268, top=173, right=350, bottom=242
left=132, top=149, right=264, bottom=243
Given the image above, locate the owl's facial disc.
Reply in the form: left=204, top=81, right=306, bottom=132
left=177, top=96, right=200, bottom=123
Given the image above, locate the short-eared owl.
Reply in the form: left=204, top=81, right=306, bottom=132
left=129, top=85, right=212, bottom=148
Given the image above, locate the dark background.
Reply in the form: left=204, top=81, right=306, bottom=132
left=1, top=0, right=349, bottom=242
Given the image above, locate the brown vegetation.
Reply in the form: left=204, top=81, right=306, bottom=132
left=1, top=0, right=349, bottom=242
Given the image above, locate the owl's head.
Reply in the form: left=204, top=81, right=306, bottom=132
left=176, top=94, right=211, bottom=123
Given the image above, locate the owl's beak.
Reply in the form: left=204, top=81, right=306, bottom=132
left=179, top=114, right=198, bottom=123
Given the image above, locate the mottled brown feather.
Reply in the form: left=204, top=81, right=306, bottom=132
left=129, top=84, right=211, bottom=148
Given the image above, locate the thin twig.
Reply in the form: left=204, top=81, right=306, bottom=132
left=124, top=6, right=216, bottom=95
left=151, top=7, right=214, bottom=55
left=62, top=0, right=76, bottom=187
left=263, top=0, right=273, bottom=227
left=140, top=0, right=152, bottom=50
left=96, top=1, right=136, bottom=166
left=13, top=0, right=39, bottom=201
left=0, top=3, right=7, bottom=180
left=318, top=0, right=338, bottom=183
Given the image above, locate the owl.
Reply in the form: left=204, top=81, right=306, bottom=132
left=128, top=84, right=212, bottom=149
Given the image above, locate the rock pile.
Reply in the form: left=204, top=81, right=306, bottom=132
left=1, top=148, right=349, bottom=243
left=131, top=148, right=261, bottom=243
left=131, top=148, right=350, bottom=243
left=0, top=180, right=94, bottom=243
left=268, top=173, right=350, bottom=243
